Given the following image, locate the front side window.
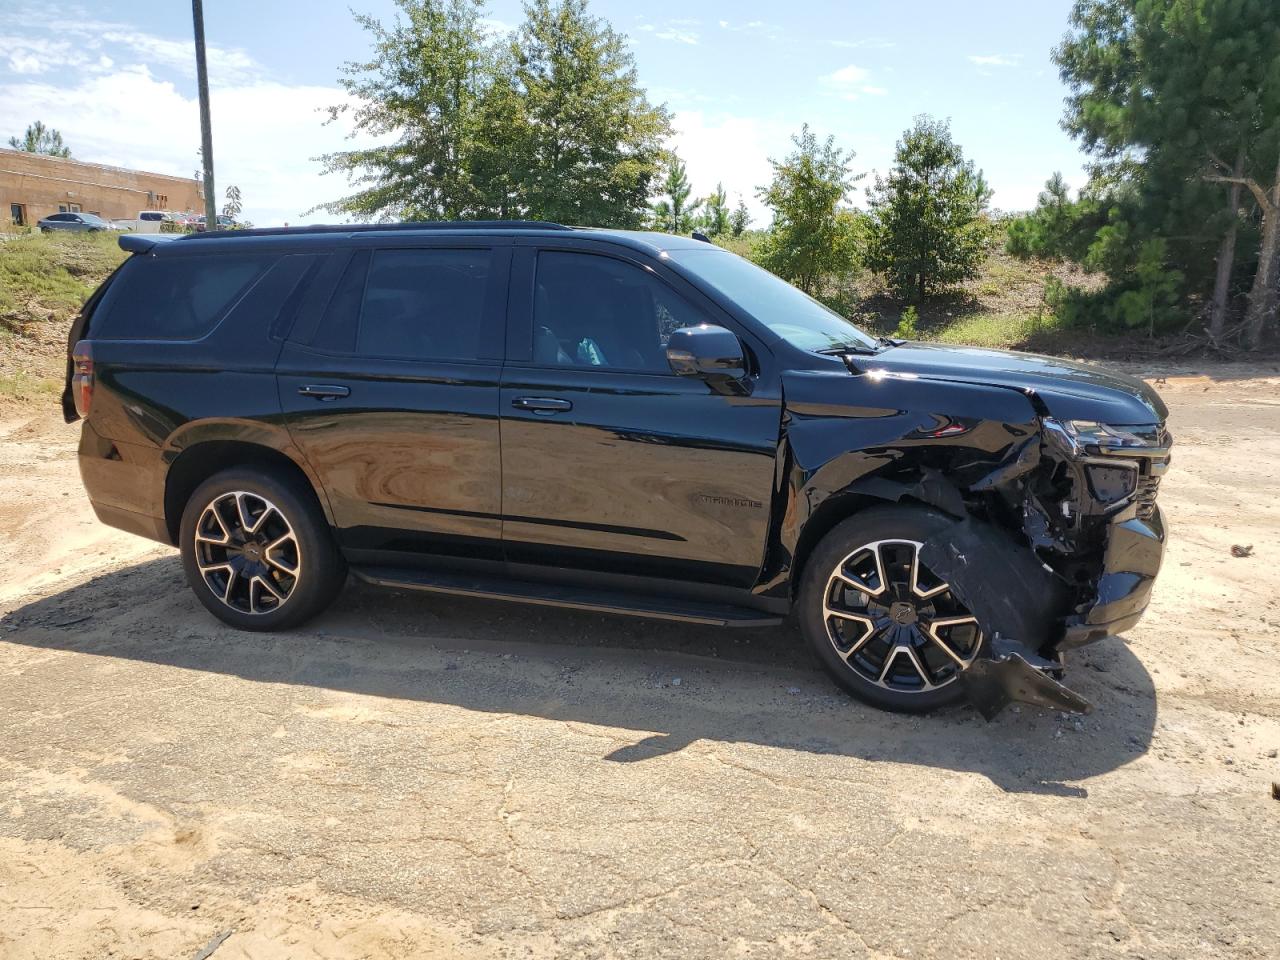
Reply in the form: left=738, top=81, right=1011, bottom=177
left=532, top=251, right=708, bottom=372
left=354, top=248, right=492, bottom=362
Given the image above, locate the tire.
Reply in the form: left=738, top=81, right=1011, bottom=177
left=797, top=505, right=986, bottom=713
left=179, top=467, right=346, bottom=631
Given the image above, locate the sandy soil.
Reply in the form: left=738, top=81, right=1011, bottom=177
left=1, top=364, right=1278, bottom=959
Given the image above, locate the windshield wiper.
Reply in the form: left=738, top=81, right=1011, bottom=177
left=816, top=343, right=880, bottom=356
left=876, top=336, right=904, bottom=349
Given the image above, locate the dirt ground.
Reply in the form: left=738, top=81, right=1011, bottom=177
left=1, top=362, right=1278, bottom=960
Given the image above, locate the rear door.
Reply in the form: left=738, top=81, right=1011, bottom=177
left=277, top=239, right=511, bottom=563
left=498, top=242, right=783, bottom=587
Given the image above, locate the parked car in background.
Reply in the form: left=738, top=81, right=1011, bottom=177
left=63, top=222, right=1172, bottom=720
left=38, top=212, right=120, bottom=233
left=189, top=214, right=241, bottom=233
left=122, top=210, right=169, bottom=234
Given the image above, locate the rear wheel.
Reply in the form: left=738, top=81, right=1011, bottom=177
left=179, top=468, right=345, bottom=631
left=798, top=506, right=984, bottom=712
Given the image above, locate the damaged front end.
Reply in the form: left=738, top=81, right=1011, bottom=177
left=930, top=415, right=1171, bottom=719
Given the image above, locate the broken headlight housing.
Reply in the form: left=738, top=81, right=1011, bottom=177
left=1062, top=420, right=1162, bottom=451
left=1041, top=418, right=1170, bottom=518
left=1042, top=418, right=1166, bottom=458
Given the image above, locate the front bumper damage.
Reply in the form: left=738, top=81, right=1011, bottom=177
left=921, top=423, right=1169, bottom=720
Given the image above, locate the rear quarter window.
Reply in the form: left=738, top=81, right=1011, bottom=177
left=94, top=253, right=271, bottom=340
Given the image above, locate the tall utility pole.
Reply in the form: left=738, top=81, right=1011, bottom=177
left=192, top=0, right=218, bottom=229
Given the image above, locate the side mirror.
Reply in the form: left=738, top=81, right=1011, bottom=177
left=666, top=324, right=747, bottom=382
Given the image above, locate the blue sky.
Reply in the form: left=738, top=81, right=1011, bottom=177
left=0, top=0, right=1088, bottom=226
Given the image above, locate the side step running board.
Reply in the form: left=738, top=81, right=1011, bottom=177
left=350, top=566, right=783, bottom=628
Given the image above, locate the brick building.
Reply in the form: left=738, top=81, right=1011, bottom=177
left=0, top=148, right=204, bottom=227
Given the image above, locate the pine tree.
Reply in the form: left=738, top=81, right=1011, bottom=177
left=865, top=116, right=993, bottom=300
left=650, top=155, right=701, bottom=234
left=729, top=199, right=751, bottom=237
left=7, top=120, right=71, bottom=158
left=701, top=182, right=730, bottom=237
left=1056, top=0, right=1280, bottom=345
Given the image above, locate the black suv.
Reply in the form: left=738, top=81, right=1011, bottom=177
left=64, top=223, right=1170, bottom=717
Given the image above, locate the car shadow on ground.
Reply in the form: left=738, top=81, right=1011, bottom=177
left=1, top=556, right=1158, bottom=798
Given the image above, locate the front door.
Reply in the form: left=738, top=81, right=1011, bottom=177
left=278, top=242, right=510, bottom=563
left=499, top=245, right=782, bottom=587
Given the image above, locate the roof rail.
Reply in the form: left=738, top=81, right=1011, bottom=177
left=178, top=220, right=572, bottom=241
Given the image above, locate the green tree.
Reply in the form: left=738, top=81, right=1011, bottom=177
left=650, top=154, right=701, bottom=233
left=7, top=120, right=71, bottom=158
left=700, top=181, right=730, bottom=237
left=313, top=0, right=495, bottom=220
left=729, top=198, right=751, bottom=237
left=755, top=124, right=860, bottom=294
left=865, top=116, right=993, bottom=300
left=501, top=0, right=671, bottom=226
left=1055, top=0, right=1280, bottom=345
left=222, top=185, right=243, bottom=220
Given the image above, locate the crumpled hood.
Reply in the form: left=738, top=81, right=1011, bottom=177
left=866, top=342, right=1168, bottom=423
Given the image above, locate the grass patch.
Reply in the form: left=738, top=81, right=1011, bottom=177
left=0, top=232, right=127, bottom=401
left=928, top=310, right=1063, bottom=349
left=0, top=370, right=61, bottom=401
left=0, top=231, right=126, bottom=326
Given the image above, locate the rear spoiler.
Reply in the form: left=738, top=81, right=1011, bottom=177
left=118, top=233, right=179, bottom=254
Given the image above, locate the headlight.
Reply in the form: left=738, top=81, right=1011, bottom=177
left=1042, top=418, right=1164, bottom=457
left=1061, top=420, right=1155, bottom=449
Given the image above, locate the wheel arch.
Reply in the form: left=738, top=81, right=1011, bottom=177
left=163, top=438, right=333, bottom=545
left=788, top=479, right=964, bottom=600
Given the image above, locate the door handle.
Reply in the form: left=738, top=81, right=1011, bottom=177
left=512, top=396, right=572, bottom=413
left=298, top=384, right=350, bottom=401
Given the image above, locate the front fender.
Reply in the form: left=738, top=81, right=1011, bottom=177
left=755, top=369, right=1040, bottom=598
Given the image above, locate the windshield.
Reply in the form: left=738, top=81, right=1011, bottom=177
left=81, top=214, right=108, bottom=225
left=668, top=247, right=878, bottom=352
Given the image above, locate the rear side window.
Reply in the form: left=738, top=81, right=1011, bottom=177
left=357, top=248, right=491, bottom=361
left=140, top=212, right=164, bottom=222
left=95, top=254, right=269, bottom=340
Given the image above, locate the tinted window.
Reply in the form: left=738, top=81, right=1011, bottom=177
left=532, top=252, right=708, bottom=372
left=47, top=214, right=70, bottom=222
left=355, top=248, right=491, bottom=361
left=140, top=212, right=164, bottom=222
left=96, top=254, right=269, bottom=340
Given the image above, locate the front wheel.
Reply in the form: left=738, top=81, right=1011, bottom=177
left=179, top=467, right=346, bottom=631
left=798, top=506, right=986, bottom=713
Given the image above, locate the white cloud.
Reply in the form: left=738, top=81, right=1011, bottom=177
left=647, top=18, right=699, bottom=45
left=99, top=30, right=257, bottom=78
left=8, top=52, right=41, bottom=74
left=822, top=64, right=886, bottom=101
left=655, top=28, right=698, bottom=45
left=0, top=65, right=368, bottom=226
left=832, top=38, right=895, bottom=49
left=717, top=19, right=782, bottom=40
left=667, top=110, right=794, bottom=226
left=0, top=34, right=82, bottom=74
left=968, top=54, right=1022, bottom=67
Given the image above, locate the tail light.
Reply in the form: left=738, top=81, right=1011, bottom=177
left=71, top=341, right=94, bottom=418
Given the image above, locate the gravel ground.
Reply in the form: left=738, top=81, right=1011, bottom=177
left=1, top=364, right=1278, bottom=959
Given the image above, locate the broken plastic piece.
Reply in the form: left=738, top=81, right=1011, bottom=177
left=960, top=650, right=1094, bottom=721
